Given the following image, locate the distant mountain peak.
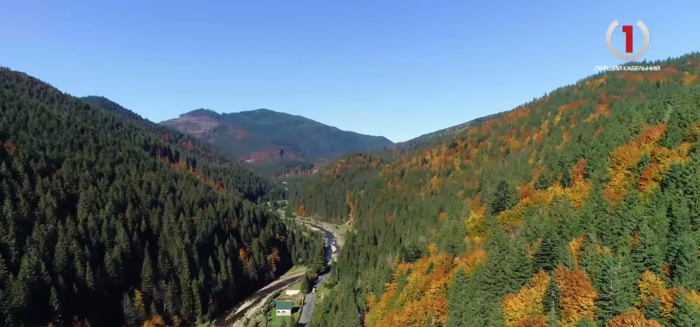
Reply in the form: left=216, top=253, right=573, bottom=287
left=181, top=108, right=221, bottom=119
left=160, top=108, right=394, bottom=169
left=248, top=108, right=275, bottom=113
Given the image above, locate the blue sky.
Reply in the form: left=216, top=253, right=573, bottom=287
left=1, top=0, right=699, bottom=142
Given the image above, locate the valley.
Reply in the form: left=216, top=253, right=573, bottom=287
left=4, top=53, right=700, bottom=327
left=213, top=218, right=343, bottom=327
left=4, top=2, right=700, bottom=327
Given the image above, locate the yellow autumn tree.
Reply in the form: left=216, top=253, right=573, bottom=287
left=503, top=270, right=551, bottom=326
left=568, top=235, right=585, bottom=269
left=133, top=289, right=146, bottom=318
left=636, top=271, right=676, bottom=320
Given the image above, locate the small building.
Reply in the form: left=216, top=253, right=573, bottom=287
left=273, top=300, right=293, bottom=316
left=285, top=289, right=301, bottom=296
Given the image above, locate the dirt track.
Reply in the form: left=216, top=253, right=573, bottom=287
left=214, top=269, right=306, bottom=326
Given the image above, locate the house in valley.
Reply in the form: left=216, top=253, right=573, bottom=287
left=273, top=300, right=293, bottom=316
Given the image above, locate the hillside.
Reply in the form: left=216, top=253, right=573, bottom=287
left=291, top=53, right=700, bottom=327
left=160, top=108, right=394, bottom=172
left=81, top=96, right=148, bottom=123
left=398, top=112, right=502, bottom=152
left=0, top=67, right=326, bottom=327
left=80, top=96, right=285, bottom=201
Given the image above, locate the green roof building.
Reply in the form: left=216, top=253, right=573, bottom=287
left=273, top=300, right=293, bottom=316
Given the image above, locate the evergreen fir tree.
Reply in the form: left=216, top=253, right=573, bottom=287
left=544, top=272, right=561, bottom=327
left=672, top=292, right=700, bottom=327
left=631, top=222, right=664, bottom=275
left=494, top=181, right=517, bottom=215
left=122, top=292, right=138, bottom=326
left=669, top=233, right=700, bottom=290
left=445, top=269, right=468, bottom=327
left=300, top=274, right=310, bottom=294
left=49, top=286, right=62, bottom=325
left=644, top=299, right=663, bottom=325
left=141, top=248, right=155, bottom=296
left=594, top=256, right=636, bottom=326
left=464, top=265, right=488, bottom=327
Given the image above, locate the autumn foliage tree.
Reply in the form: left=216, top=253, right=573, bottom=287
left=604, top=313, right=664, bottom=327
left=300, top=53, right=700, bottom=327
left=554, top=267, right=597, bottom=327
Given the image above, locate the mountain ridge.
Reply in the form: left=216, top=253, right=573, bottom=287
left=160, top=107, right=394, bottom=173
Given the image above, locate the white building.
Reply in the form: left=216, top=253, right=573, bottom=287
left=274, top=300, right=293, bottom=316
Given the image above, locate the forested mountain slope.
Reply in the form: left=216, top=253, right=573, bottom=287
left=294, top=53, right=700, bottom=327
left=81, top=96, right=149, bottom=124
left=0, top=67, right=325, bottom=327
left=160, top=108, right=394, bottom=176
left=79, top=95, right=286, bottom=202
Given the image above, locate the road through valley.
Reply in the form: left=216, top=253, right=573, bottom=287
left=214, top=219, right=341, bottom=327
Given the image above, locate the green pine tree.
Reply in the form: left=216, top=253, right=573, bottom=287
left=544, top=272, right=561, bottom=327
left=672, top=292, right=700, bottom=327
left=49, top=286, right=62, bottom=325
left=631, top=222, right=664, bottom=275
left=445, top=269, right=468, bottom=327
left=594, top=256, right=636, bottom=326
left=536, top=233, right=561, bottom=272
left=644, top=299, right=664, bottom=325
left=300, top=273, right=311, bottom=293
left=490, top=181, right=517, bottom=215
left=669, top=233, right=700, bottom=290
left=141, top=248, right=155, bottom=296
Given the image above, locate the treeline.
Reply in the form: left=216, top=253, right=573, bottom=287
left=301, top=53, right=700, bottom=327
left=0, top=67, right=323, bottom=327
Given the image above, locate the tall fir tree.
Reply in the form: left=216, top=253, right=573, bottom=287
left=668, top=233, right=700, bottom=290
left=631, top=221, right=664, bottom=276
left=445, top=269, right=468, bottom=327
left=644, top=299, right=664, bottom=325
left=594, top=256, right=636, bottom=325
left=544, top=271, right=561, bottom=327
left=49, top=286, right=62, bottom=325
left=141, top=248, right=155, bottom=297
left=671, top=292, right=700, bottom=327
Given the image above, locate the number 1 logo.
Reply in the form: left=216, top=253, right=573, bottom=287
left=605, top=20, right=650, bottom=61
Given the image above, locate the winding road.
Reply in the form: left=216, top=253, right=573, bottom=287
left=297, top=274, right=328, bottom=327
left=213, top=219, right=341, bottom=327
left=295, top=220, right=342, bottom=327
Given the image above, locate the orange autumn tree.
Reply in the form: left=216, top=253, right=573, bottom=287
left=604, top=313, right=663, bottom=327
left=512, top=315, right=547, bottom=327
left=142, top=314, right=165, bottom=327
left=366, top=249, right=488, bottom=327
left=554, top=267, right=597, bottom=327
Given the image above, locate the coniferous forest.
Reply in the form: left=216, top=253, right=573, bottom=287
left=0, top=67, right=325, bottom=327
left=5, top=51, right=700, bottom=327
left=290, top=53, right=700, bottom=327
